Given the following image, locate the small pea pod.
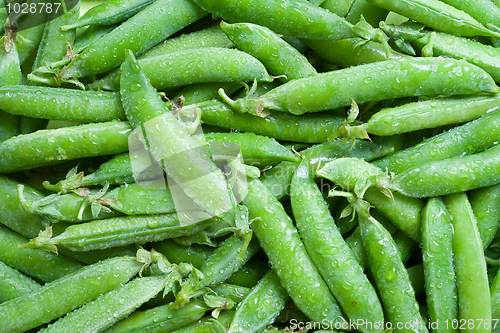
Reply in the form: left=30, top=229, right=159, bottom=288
left=291, top=158, right=383, bottom=333
left=366, top=0, right=500, bottom=38
left=243, top=179, right=347, bottom=327
left=221, top=57, right=498, bottom=116
left=359, top=212, right=428, bottom=333
left=62, top=0, right=208, bottom=79
left=373, top=108, right=500, bottom=174
left=443, top=193, right=491, bottom=333
left=190, top=0, right=355, bottom=40
left=421, top=198, right=458, bottom=333
left=0, top=260, right=41, bottom=303
left=390, top=143, right=500, bottom=198
left=469, top=183, right=500, bottom=249
left=21, top=213, right=215, bottom=252
left=0, top=255, right=144, bottom=332
left=0, top=85, right=125, bottom=122
left=61, top=0, right=156, bottom=30
left=0, top=121, right=132, bottom=173
left=227, top=269, right=290, bottom=333
left=220, top=21, right=317, bottom=82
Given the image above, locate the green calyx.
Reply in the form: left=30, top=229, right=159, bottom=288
left=328, top=99, right=370, bottom=145
left=218, top=80, right=270, bottom=118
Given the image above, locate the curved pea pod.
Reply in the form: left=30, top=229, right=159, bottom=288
left=438, top=0, right=500, bottom=33
left=0, top=255, right=143, bottom=333
left=220, top=22, right=317, bottom=82
left=345, top=0, right=389, bottom=27
left=73, top=24, right=118, bottom=55
left=104, top=299, right=211, bottom=333
left=469, top=184, right=500, bottom=249
left=227, top=269, right=290, bottom=333
left=243, top=179, right=347, bottom=327
left=21, top=213, right=216, bottom=252
left=0, top=225, right=84, bottom=283
left=366, top=0, right=500, bottom=38
left=38, top=275, right=170, bottom=333
left=205, top=132, right=299, bottom=167
left=373, top=108, right=500, bottom=174
left=222, top=57, right=498, bottom=116
left=92, top=47, right=272, bottom=91
left=421, top=198, right=458, bottom=333
left=291, top=158, right=383, bottom=333
left=304, top=38, right=408, bottom=69
left=61, top=0, right=156, bottom=30
left=359, top=213, right=428, bottom=333
left=0, top=261, right=41, bottom=303
left=62, top=0, right=208, bottom=78
left=443, top=193, right=491, bottom=333
left=390, top=143, right=500, bottom=198
left=191, top=0, right=354, bottom=40
left=0, top=86, right=125, bottom=122
left=0, top=121, right=131, bottom=173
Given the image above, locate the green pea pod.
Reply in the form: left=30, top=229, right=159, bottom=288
left=220, top=22, right=317, bottom=82
left=0, top=121, right=132, bottom=173
left=0, top=225, right=84, bottom=282
left=373, top=108, right=500, bottom=174
left=92, top=47, right=272, bottom=91
left=191, top=0, right=355, bottom=40
left=0, top=260, right=41, bottom=303
left=438, top=0, right=500, bottom=33
left=0, top=86, right=125, bottom=122
left=38, top=275, right=171, bottom=333
left=175, top=82, right=242, bottom=105
left=61, top=0, right=156, bottom=30
left=222, top=57, right=498, bottom=116
left=227, top=270, right=290, bottom=333
left=243, top=179, right=347, bottom=328
left=491, top=269, right=500, bottom=330
left=391, top=143, right=500, bottom=198
left=345, top=0, right=389, bottom=27
left=359, top=213, right=428, bottom=333
left=28, top=0, right=80, bottom=86
left=469, top=183, right=500, bottom=249
left=443, top=193, right=491, bottom=333
left=72, top=24, right=118, bottom=54
left=421, top=198, right=458, bottom=333
left=103, top=299, right=211, bottom=333
left=0, top=255, right=143, bottom=333
left=366, top=0, right=500, bottom=38
left=291, top=158, right=383, bottom=333
left=21, top=213, right=215, bottom=252
left=304, top=38, right=408, bottom=69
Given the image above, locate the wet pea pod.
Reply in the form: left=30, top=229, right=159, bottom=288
left=421, top=198, right=458, bottom=333
left=0, top=121, right=132, bottom=173
left=373, top=108, right=500, bottom=174
left=90, top=47, right=272, bottom=91
left=366, top=0, right=500, bottom=38
left=358, top=211, right=428, bottom=333
left=221, top=57, right=498, bottom=117
left=0, top=85, right=125, bottom=122
left=227, top=269, right=290, bottom=333
left=334, top=93, right=500, bottom=140
left=382, top=22, right=500, bottom=83
left=61, top=0, right=156, bottom=31
left=345, top=0, right=389, bottom=27
left=491, top=269, right=500, bottom=331
left=190, top=0, right=355, bottom=40
left=20, top=213, right=216, bottom=252
left=0, top=254, right=143, bottom=333
left=243, top=179, right=347, bottom=328
left=291, top=158, right=383, bottom=333
left=38, top=274, right=175, bottom=333
left=28, top=0, right=80, bottom=87
left=0, top=260, right=41, bottom=302
left=438, top=0, right=500, bottom=33
left=469, top=184, right=500, bottom=249
left=175, top=82, right=242, bottom=105
left=390, top=143, right=500, bottom=198
left=220, top=22, right=317, bottom=82
left=442, top=193, right=491, bottom=332
left=62, top=0, right=208, bottom=79
left=72, top=24, right=118, bottom=55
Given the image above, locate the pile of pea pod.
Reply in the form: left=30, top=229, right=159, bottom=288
left=3, top=0, right=500, bottom=331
